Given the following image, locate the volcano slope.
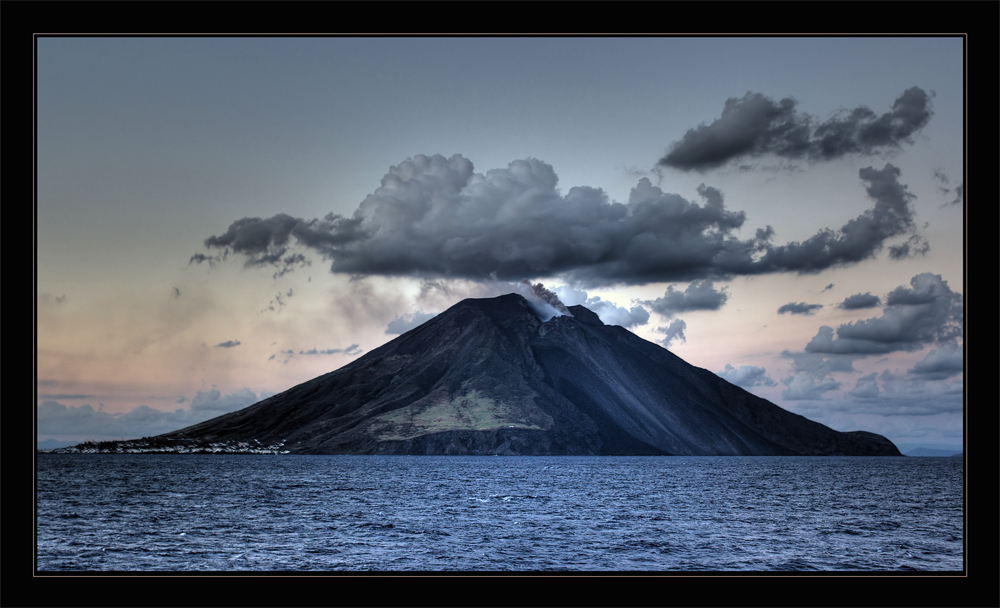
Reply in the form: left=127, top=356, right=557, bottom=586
left=158, top=293, right=900, bottom=456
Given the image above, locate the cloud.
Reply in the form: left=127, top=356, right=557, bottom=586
left=793, top=380, right=963, bottom=418
left=658, top=87, right=933, bottom=172
left=38, top=394, right=97, bottom=400
left=584, top=298, right=650, bottom=328
left=778, top=302, right=823, bottom=315
left=656, top=319, right=687, bottom=348
left=848, top=373, right=881, bottom=399
left=37, top=389, right=270, bottom=440
left=782, top=373, right=841, bottom=400
left=804, top=273, right=962, bottom=355
left=262, top=288, right=295, bottom=314
left=386, top=312, right=439, bottom=335
left=717, top=364, right=777, bottom=388
left=783, top=351, right=859, bottom=378
left=645, top=280, right=729, bottom=318
left=297, top=345, right=363, bottom=356
left=933, top=169, right=964, bottom=207
left=552, top=286, right=648, bottom=328
left=214, top=340, right=241, bottom=348
left=744, top=163, right=925, bottom=274
left=188, top=388, right=265, bottom=416
left=948, top=184, right=963, bottom=207
left=908, top=340, right=963, bottom=380
left=838, top=293, right=881, bottom=310
left=197, top=156, right=925, bottom=286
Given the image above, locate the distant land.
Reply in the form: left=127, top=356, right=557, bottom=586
left=904, top=448, right=963, bottom=457
left=48, top=294, right=903, bottom=457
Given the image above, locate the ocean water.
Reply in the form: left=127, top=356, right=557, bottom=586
left=35, top=454, right=963, bottom=572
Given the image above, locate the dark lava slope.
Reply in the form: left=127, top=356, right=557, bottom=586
left=159, top=294, right=901, bottom=456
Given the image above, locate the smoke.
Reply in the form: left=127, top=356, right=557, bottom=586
left=513, top=280, right=571, bottom=321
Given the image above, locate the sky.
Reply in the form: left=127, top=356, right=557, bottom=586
left=35, top=36, right=965, bottom=453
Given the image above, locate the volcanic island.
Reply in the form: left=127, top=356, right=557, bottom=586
left=59, top=293, right=901, bottom=456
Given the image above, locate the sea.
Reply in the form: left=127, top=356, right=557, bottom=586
left=35, top=454, right=964, bottom=572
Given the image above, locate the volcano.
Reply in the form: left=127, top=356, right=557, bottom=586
left=157, top=293, right=899, bottom=456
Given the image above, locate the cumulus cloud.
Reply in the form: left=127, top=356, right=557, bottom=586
left=658, top=87, right=933, bottom=172
left=848, top=373, right=881, bottom=399
left=793, top=381, right=963, bottom=418
left=588, top=299, right=650, bottom=328
left=838, top=293, right=881, bottom=310
left=196, top=155, right=925, bottom=286
left=782, top=373, right=841, bottom=400
left=717, top=364, right=777, bottom=388
left=778, top=302, right=823, bottom=315
left=783, top=351, right=859, bottom=378
left=188, top=388, right=264, bottom=416
left=804, top=273, right=962, bottom=355
left=908, top=340, right=963, bottom=380
left=744, top=163, right=925, bottom=274
left=215, top=340, right=241, bottom=348
left=37, top=389, right=270, bottom=440
left=552, top=286, right=649, bottom=328
left=386, top=312, right=439, bottom=335
left=656, top=319, right=687, bottom=348
left=645, top=280, right=729, bottom=318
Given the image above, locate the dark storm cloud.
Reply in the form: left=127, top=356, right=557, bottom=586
left=645, top=280, right=728, bottom=318
left=838, top=293, right=881, bottom=310
left=804, top=273, right=962, bottom=355
left=215, top=340, right=241, bottom=348
left=778, top=302, right=823, bottom=315
left=197, top=155, right=924, bottom=286
left=717, top=364, right=777, bottom=388
left=658, top=87, right=933, bottom=172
